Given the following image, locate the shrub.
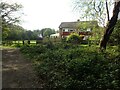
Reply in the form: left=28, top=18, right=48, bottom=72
left=20, top=43, right=120, bottom=89
left=66, top=33, right=82, bottom=44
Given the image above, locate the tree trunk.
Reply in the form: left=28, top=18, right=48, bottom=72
left=27, top=40, right=30, bottom=44
left=100, top=1, right=120, bottom=49
left=22, top=40, right=24, bottom=45
left=106, top=0, right=110, bottom=21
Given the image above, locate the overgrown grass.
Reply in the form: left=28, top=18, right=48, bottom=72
left=20, top=43, right=120, bottom=89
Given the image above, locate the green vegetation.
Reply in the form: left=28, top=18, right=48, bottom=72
left=1, top=2, right=23, bottom=40
left=1, top=2, right=56, bottom=43
left=66, top=33, right=82, bottom=44
left=74, top=0, right=113, bottom=27
left=1, top=0, right=120, bottom=89
left=20, top=43, right=120, bottom=89
left=40, top=28, right=56, bottom=38
left=109, top=20, right=120, bottom=45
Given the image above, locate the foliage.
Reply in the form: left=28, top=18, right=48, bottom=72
left=2, top=25, right=10, bottom=40
left=20, top=43, right=120, bottom=89
left=77, top=21, right=98, bottom=30
left=66, top=33, right=82, bottom=44
left=1, top=2, right=23, bottom=24
left=100, top=1, right=120, bottom=49
left=109, top=20, right=120, bottom=45
left=4, top=25, right=40, bottom=41
left=5, top=24, right=25, bottom=40
left=74, top=0, right=113, bottom=27
left=1, top=1, right=23, bottom=39
left=40, top=28, right=55, bottom=38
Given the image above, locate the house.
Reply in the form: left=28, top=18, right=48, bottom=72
left=59, top=20, right=98, bottom=38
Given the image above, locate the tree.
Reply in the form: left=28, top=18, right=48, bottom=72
left=109, top=20, right=120, bottom=45
left=74, top=0, right=120, bottom=49
left=0, top=2, right=23, bottom=39
left=74, top=0, right=113, bottom=27
left=1, top=2, right=23, bottom=24
left=33, top=29, right=41, bottom=38
left=40, top=28, right=55, bottom=38
left=100, top=1, right=120, bottom=49
left=6, top=24, right=25, bottom=40
left=25, top=30, right=34, bottom=40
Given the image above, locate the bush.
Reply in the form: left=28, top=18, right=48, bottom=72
left=66, top=33, right=82, bottom=44
left=109, top=20, right=120, bottom=45
left=20, top=43, right=120, bottom=89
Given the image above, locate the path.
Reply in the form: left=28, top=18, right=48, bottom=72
left=2, top=48, right=43, bottom=88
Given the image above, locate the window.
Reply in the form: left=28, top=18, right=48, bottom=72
left=65, top=29, right=68, bottom=32
left=63, top=29, right=65, bottom=32
left=87, top=28, right=91, bottom=32
left=63, top=29, right=68, bottom=32
left=69, top=29, right=73, bottom=32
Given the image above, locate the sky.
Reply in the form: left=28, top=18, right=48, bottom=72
left=2, top=0, right=80, bottom=30
left=2, top=0, right=120, bottom=30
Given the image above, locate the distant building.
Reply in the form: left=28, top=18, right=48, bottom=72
left=50, top=33, right=59, bottom=38
left=59, top=20, right=98, bottom=38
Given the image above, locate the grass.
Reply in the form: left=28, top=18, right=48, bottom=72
left=12, top=40, right=36, bottom=44
left=1, top=45, right=16, bottom=49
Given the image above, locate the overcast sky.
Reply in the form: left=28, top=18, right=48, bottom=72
left=2, top=0, right=80, bottom=30
left=2, top=0, right=120, bottom=30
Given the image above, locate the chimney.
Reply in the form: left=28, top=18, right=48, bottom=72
left=77, top=19, right=80, bottom=22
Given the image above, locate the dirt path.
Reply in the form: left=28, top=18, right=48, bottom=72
left=2, top=48, right=43, bottom=88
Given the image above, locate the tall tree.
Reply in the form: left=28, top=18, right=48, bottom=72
left=0, top=2, right=23, bottom=39
left=100, top=1, right=120, bottom=49
left=6, top=24, right=25, bottom=40
left=74, top=0, right=120, bottom=49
